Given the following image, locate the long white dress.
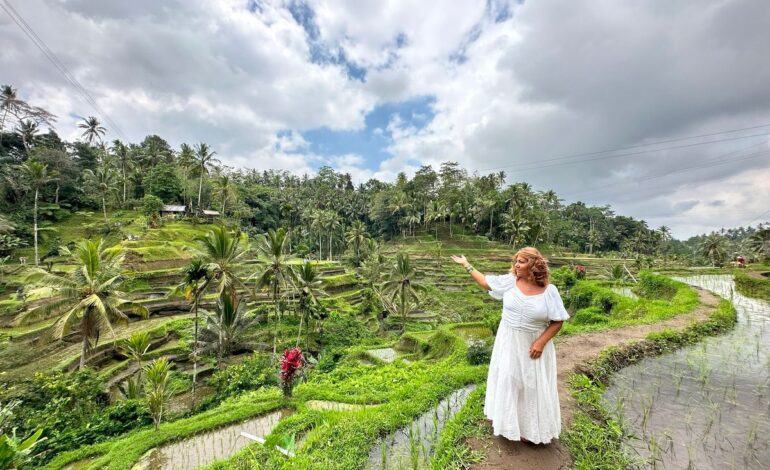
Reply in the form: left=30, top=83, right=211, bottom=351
left=483, top=273, right=570, bottom=444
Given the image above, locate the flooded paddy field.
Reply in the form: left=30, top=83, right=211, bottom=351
left=603, top=275, right=770, bottom=469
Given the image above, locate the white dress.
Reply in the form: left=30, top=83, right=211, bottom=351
left=483, top=273, right=570, bottom=444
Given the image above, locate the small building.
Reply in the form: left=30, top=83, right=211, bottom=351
left=160, top=204, right=187, bottom=218
left=201, top=209, right=220, bottom=223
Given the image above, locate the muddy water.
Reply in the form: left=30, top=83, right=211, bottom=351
left=603, top=275, right=770, bottom=469
left=134, top=409, right=288, bottom=470
left=367, top=385, right=476, bottom=470
left=610, top=286, right=638, bottom=299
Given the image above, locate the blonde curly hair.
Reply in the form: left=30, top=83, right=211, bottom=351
left=512, top=247, right=549, bottom=287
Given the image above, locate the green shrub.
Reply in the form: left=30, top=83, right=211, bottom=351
left=466, top=339, right=492, bottom=365
left=140, top=194, right=164, bottom=216
left=571, top=307, right=609, bottom=325
left=636, top=271, right=677, bottom=300
left=318, top=312, right=372, bottom=349
left=208, top=354, right=278, bottom=402
left=591, top=290, right=618, bottom=314
left=550, top=266, right=577, bottom=291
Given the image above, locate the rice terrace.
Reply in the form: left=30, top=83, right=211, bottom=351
left=1, top=1, right=770, bottom=469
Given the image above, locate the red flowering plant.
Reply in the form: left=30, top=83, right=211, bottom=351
left=280, top=347, right=304, bottom=397
left=575, top=265, right=586, bottom=280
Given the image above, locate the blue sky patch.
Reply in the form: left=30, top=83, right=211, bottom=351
left=296, top=96, right=436, bottom=171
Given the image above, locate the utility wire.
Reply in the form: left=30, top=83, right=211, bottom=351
left=1, top=0, right=128, bottom=141
left=482, top=131, right=770, bottom=173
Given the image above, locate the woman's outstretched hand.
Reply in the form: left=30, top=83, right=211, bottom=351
left=450, top=254, right=468, bottom=267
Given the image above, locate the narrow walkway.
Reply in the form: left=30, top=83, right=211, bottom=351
left=468, top=287, right=720, bottom=469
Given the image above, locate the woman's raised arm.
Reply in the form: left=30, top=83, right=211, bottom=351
left=450, top=254, right=490, bottom=290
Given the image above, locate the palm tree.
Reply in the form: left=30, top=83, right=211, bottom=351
left=178, top=143, right=196, bottom=206
left=193, top=143, right=220, bottom=211
left=252, top=228, right=292, bottom=356
left=173, top=259, right=211, bottom=405
left=111, top=140, right=133, bottom=206
left=144, top=358, right=173, bottom=430
left=18, top=239, right=147, bottom=369
left=199, top=293, right=260, bottom=367
left=118, top=332, right=152, bottom=400
left=211, top=173, right=239, bottom=215
left=83, top=166, right=118, bottom=223
left=382, top=253, right=424, bottom=329
left=78, top=116, right=106, bottom=145
left=21, top=160, right=58, bottom=266
left=290, top=261, right=326, bottom=348
left=658, top=225, right=672, bottom=267
left=194, top=225, right=249, bottom=300
left=324, top=212, right=341, bottom=261
left=310, top=209, right=325, bottom=262
left=699, top=233, right=729, bottom=267
left=1, top=85, right=24, bottom=144
left=345, top=220, right=369, bottom=264
left=15, top=120, right=38, bottom=150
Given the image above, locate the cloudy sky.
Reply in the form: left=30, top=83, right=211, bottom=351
left=2, top=0, right=770, bottom=239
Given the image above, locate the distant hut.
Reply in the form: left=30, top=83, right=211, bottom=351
left=160, top=204, right=187, bottom=218
left=201, top=209, right=220, bottom=223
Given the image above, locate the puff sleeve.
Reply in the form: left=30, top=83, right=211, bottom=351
left=485, top=273, right=516, bottom=300
left=545, top=284, right=570, bottom=321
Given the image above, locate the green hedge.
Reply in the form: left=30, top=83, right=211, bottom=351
left=734, top=272, right=770, bottom=301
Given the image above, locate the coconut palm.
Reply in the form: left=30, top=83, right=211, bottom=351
left=345, top=220, right=369, bottom=264
left=290, top=261, right=326, bottom=348
left=199, top=293, right=260, bottom=366
left=211, top=172, right=239, bottom=215
left=83, top=166, right=118, bottom=223
left=178, top=143, right=196, bottom=206
left=21, top=160, right=58, bottom=266
left=144, top=358, right=173, bottom=430
left=172, top=259, right=211, bottom=405
left=15, top=120, right=38, bottom=150
left=0, top=85, right=23, bottom=139
left=193, top=143, right=220, bottom=210
left=18, top=239, right=148, bottom=369
left=382, top=253, right=424, bottom=329
left=699, top=233, right=729, bottom=267
left=194, top=225, right=249, bottom=300
left=78, top=116, right=106, bottom=145
left=111, top=140, right=133, bottom=206
left=252, top=227, right=292, bottom=356
left=117, top=331, right=152, bottom=400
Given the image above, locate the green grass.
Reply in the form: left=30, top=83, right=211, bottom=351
left=734, top=272, right=770, bottom=301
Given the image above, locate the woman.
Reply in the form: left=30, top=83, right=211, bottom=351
left=451, top=247, right=569, bottom=444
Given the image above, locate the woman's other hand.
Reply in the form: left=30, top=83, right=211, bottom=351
left=450, top=254, right=469, bottom=267
left=529, top=340, right=545, bottom=359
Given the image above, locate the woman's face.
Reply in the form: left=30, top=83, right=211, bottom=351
left=514, top=256, right=529, bottom=277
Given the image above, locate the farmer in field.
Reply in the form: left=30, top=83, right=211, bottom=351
left=452, top=247, right=569, bottom=444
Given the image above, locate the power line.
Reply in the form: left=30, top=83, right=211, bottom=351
left=481, top=131, right=770, bottom=173
left=560, top=141, right=770, bottom=199
left=1, top=0, right=128, bottom=141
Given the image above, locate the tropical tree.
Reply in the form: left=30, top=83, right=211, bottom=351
left=173, top=259, right=211, bottom=405
left=1, top=85, right=55, bottom=147
left=83, top=166, right=118, bottom=223
left=194, top=224, right=249, bottom=300
left=699, top=233, right=729, bottom=266
left=21, top=160, right=58, bottom=265
left=193, top=143, right=220, bottom=210
left=199, top=293, right=260, bottom=366
left=143, top=358, right=173, bottom=430
left=211, top=172, right=239, bottom=215
left=252, top=228, right=292, bottom=356
left=78, top=116, right=106, bottom=145
left=15, top=120, right=38, bottom=150
left=382, top=253, right=424, bottom=329
left=178, top=143, right=196, bottom=206
left=657, top=225, right=672, bottom=266
left=18, top=239, right=147, bottom=369
left=290, top=261, right=326, bottom=348
left=345, top=220, right=369, bottom=264
left=111, top=140, right=133, bottom=206
left=324, top=211, right=341, bottom=260
left=118, top=331, right=151, bottom=399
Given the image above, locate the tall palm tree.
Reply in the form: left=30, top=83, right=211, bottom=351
left=178, top=143, right=196, bottom=206
left=21, top=160, right=58, bottom=266
left=78, top=116, right=106, bottom=146
left=194, top=225, right=249, bottom=301
left=382, top=253, right=424, bottom=329
left=1, top=85, right=24, bottom=144
left=83, top=166, right=118, bottom=223
left=290, top=261, right=326, bottom=348
left=658, top=225, right=672, bottom=267
left=193, top=143, right=220, bottom=211
left=211, top=173, right=239, bottom=215
left=15, top=120, right=38, bottom=150
left=173, top=259, right=211, bottom=405
left=17, top=239, right=147, bottom=369
left=252, top=228, right=292, bottom=356
left=345, top=220, right=369, bottom=264
left=111, top=140, right=133, bottom=206
left=324, top=212, right=341, bottom=261
left=310, top=209, right=325, bottom=262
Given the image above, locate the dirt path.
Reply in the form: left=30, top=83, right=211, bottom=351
left=468, top=287, right=721, bottom=470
